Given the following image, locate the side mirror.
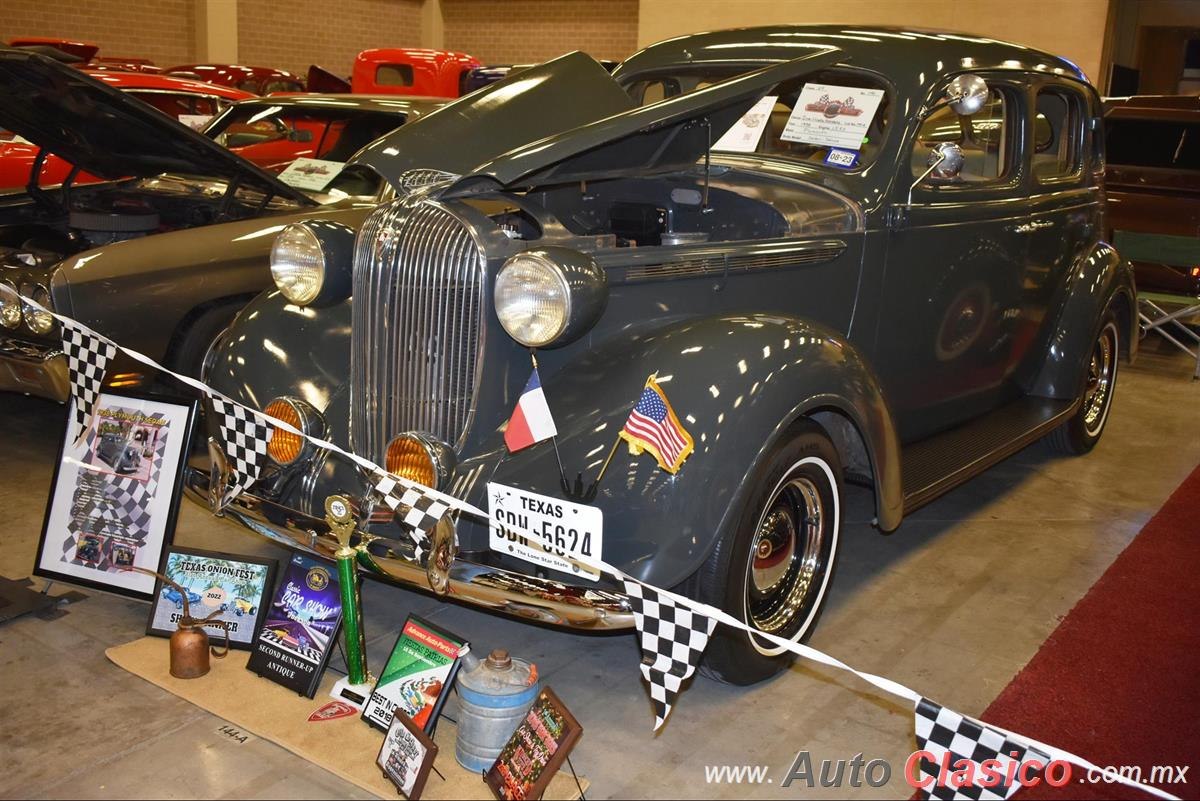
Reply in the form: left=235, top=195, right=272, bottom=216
left=927, top=142, right=965, bottom=179
left=945, top=74, right=989, bottom=116
left=907, top=142, right=965, bottom=205
left=288, top=129, right=314, bottom=143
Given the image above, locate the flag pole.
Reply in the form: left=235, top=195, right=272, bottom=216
left=529, top=349, right=574, bottom=495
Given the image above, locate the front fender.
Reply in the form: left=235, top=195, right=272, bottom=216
left=1027, top=241, right=1137, bottom=399
left=483, top=313, right=902, bottom=588
left=205, top=289, right=351, bottom=414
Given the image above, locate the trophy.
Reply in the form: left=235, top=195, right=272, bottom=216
left=326, top=494, right=375, bottom=709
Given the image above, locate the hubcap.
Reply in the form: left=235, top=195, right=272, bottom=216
left=746, top=476, right=826, bottom=634
left=1083, top=324, right=1116, bottom=435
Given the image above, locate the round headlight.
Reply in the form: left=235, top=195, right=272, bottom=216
left=270, top=224, right=325, bottom=305
left=24, top=286, right=55, bottom=335
left=264, top=396, right=324, bottom=466
left=494, top=253, right=571, bottom=347
left=0, top=282, right=21, bottom=329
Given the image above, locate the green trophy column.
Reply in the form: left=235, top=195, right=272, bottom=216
left=326, top=495, right=371, bottom=697
left=335, top=541, right=367, bottom=685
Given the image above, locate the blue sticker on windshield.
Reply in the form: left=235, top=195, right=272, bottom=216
left=825, top=148, right=859, bottom=169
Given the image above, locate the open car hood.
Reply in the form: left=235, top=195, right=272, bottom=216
left=0, top=48, right=313, bottom=203
left=352, top=52, right=639, bottom=184
left=354, top=47, right=843, bottom=195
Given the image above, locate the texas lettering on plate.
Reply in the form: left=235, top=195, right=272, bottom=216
left=487, top=482, right=602, bottom=582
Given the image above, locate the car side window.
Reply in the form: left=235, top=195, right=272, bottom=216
left=912, top=87, right=1011, bottom=184
left=376, top=64, right=415, bottom=87
left=1033, top=87, right=1083, bottom=181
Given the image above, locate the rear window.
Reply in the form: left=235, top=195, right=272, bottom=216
left=1105, top=118, right=1200, bottom=170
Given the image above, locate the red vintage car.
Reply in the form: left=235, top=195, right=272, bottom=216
left=310, top=48, right=480, bottom=97
left=166, top=64, right=306, bottom=95
left=0, top=69, right=251, bottom=189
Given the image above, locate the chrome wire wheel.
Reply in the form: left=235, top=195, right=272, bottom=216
left=1082, top=321, right=1118, bottom=437
left=743, top=460, right=836, bottom=650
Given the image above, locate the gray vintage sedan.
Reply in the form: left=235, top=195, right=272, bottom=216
left=195, top=27, right=1135, bottom=683
left=0, top=49, right=442, bottom=400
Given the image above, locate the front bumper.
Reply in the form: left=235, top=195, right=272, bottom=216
left=0, top=337, right=69, bottom=401
left=183, top=465, right=634, bottom=631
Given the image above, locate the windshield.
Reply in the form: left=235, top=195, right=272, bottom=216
left=622, top=65, right=891, bottom=170
left=205, top=105, right=408, bottom=174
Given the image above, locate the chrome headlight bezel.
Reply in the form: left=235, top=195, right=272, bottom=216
left=269, top=220, right=356, bottom=307
left=0, top=282, right=21, bottom=329
left=270, top=223, right=325, bottom=306
left=493, top=247, right=607, bottom=349
left=23, top=285, right=55, bottom=335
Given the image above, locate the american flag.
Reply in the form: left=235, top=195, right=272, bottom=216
left=619, top=377, right=694, bottom=474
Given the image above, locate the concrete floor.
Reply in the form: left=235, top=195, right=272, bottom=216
left=2, top=343, right=1197, bottom=800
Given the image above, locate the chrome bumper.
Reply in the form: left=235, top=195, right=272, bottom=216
left=0, top=337, right=69, bottom=401
left=183, top=466, right=634, bottom=631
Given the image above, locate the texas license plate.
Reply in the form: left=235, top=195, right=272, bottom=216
left=487, top=482, right=602, bottom=582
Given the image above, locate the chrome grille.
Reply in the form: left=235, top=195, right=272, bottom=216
left=350, top=199, right=484, bottom=463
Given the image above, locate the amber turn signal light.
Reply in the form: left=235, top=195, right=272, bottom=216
left=385, top=434, right=438, bottom=488
left=265, top=398, right=305, bottom=465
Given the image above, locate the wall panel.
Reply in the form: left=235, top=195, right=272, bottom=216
left=442, top=0, right=638, bottom=65
left=637, top=0, right=1113, bottom=91
left=2, top=0, right=195, bottom=68
left=238, top=0, right=423, bottom=77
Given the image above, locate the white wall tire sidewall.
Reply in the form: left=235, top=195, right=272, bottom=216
left=744, top=454, right=840, bottom=657
left=1084, top=319, right=1119, bottom=439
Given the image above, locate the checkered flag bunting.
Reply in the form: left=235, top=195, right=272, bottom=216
left=914, top=697, right=1050, bottom=800
left=370, top=469, right=451, bottom=560
left=209, top=396, right=273, bottom=507
left=623, top=579, right=717, bottom=730
left=61, top=320, right=118, bottom=443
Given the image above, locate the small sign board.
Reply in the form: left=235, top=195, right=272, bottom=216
left=484, top=687, right=582, bottom=801
left=781, top=83, right=884, bottom=151
left=713, top=95, right=778, bottom=153
left=245, top=552, right=343, bottom=698
left=277, top=157, right=344, bottom=191
left=377, top=708, right=439, bottom=800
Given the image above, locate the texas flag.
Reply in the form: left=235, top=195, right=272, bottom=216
left=504, top=367, right=558, bottom=452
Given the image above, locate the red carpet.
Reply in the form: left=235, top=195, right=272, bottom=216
left=981, top=463, right=1200, bottom=799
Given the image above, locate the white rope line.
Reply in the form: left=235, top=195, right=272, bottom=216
left=0, top=285, right=484, bottom=519
left=7, top=286, right=1177, bottom=800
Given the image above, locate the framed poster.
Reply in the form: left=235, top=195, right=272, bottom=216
left=362, top=614, right=467, bottom=733
left=484, top=688, right=582, bottom=801
left=377, top=708, right=438, bottom=800
left=246, top=552, right=343, bottom=698
left=33, top=390, right=197, bottom=601
left=146, top=546, right=278, bottom=649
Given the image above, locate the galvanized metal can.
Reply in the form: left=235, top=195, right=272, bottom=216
left=454, top=649, right=540, bottom=772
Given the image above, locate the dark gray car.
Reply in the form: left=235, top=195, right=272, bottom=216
left=0, top=48, right=442, bottom=400
left=193, top=27, right=1136, bottom=684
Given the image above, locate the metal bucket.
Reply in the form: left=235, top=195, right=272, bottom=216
left=454, top=649, right=540, bottom=772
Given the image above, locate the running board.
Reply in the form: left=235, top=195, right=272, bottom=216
left=901, top=396, right=1078, bottom=514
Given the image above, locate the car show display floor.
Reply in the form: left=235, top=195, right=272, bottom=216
left=1, top=344, right=1198, bottom=800
left=103, top=637, right=586, bottom=800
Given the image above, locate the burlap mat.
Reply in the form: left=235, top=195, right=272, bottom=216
left=106, top=637, right=587, bottom=799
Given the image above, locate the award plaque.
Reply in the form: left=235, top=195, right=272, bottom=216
left=246, top=552, right=343, bottom=698
left=146, top=546, right=277, bottom=649
left=33, top=390, right=197, bottom=601
left=362, top=614, right=466, bottom=734
left=377, top=708, right=439, bottom=800
left=484, top=687, right=582, bottom=801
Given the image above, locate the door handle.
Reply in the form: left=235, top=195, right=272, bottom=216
left=1008, top=220, right=1053, bottom=234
